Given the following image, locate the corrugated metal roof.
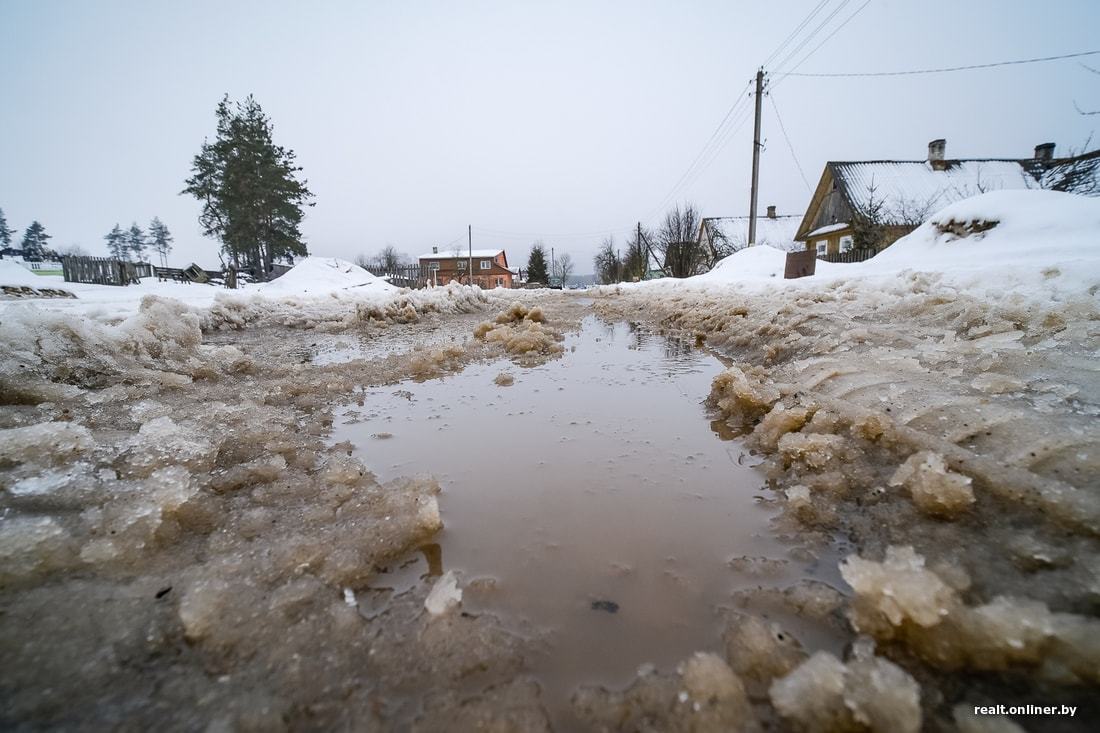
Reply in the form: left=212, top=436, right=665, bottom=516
left=704, top=215, right=802, bottom=252
left=832, top=160, right=1038, bottom=224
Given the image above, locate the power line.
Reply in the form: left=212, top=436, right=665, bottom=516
left=777, top=0, right=872, bottom=81
left=779, top=49, right=1100, bottom=77
left=769, top=92, right=812, bottom=192
left=637, top=80, right=755, bottom=224
left=762, top=0, right=832, bottom=69
left=771, top=0, right=852, bottom=76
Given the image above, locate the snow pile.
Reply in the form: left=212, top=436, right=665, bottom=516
left=867, top=189, right=1100, bottom=276
left=598, top=190, right=1099, bottom=294
left=258, top=257, right=397, bottom=296
left=0, top=260, right=45, bottom=287
left=696, top=244, right=839, bottom=284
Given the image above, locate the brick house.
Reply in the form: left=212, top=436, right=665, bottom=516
left=417, top=248, right=513, bottom=288
left=794, top=139, right=1092, bottom=258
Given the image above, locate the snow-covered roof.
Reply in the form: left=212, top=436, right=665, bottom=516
left=832, top=160, right=1039, bottom=224
left=805, top=222, right=850, bottom=238
left=702, top=215, right=802, bottom=252
left=417, top=249, right=504, bottom=260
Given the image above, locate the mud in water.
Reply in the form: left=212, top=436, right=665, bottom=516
left=332, top=316, right=835, bottom=724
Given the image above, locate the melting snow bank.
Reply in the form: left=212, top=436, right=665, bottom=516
left=592, top=190, right=1100, bottom=728
left=0, top=278, right=490, bottom=396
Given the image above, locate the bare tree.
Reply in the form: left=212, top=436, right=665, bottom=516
left=354, top=253, right=372, bottom=269
left=551, top=252, right=574, bottom=287
left=376, top=245, right=406, bottom=272
left=594, top=235, right=622, bottom=284
left=890, top=193, right=941, bottom=228
left=655, top=203, right=702, bottom=277
left=56, top=242, right=88, bottom=257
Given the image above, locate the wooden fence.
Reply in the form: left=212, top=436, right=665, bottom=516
left=362, top=265, right=530, bottom=289
left=61, top=256, right=152, bottom=286
left=820, top=248, right=877, bottom=264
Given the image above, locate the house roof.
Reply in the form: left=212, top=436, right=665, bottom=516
left=805, top=222, right=850, bottom=238
left=418, top=249, right=505, bottom=260
left=1038, top=149, right=1100, bottom=195
left=831, top=160, right=1039, bottom=223
left=701, top=214, right=802, bottom=252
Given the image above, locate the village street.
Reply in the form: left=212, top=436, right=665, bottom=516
left=3, top=198, right=1099, bottom=730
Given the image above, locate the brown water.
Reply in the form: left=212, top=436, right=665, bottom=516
left=332, top=316, right=811, bottom=723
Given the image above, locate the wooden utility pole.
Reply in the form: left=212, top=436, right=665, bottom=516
left=748, top=68, right=765, bottom=246
left=467, top=224, right=473, bottom=286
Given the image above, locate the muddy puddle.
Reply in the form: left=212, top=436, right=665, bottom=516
left=333, top=316, right=828, bottom=723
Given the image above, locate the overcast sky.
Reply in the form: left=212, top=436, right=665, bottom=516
left=2, top=0, right=1098, bottom=270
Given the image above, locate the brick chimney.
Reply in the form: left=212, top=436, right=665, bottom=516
left=928, top=138, right=947, bottom=170
left=432, top=246, right=438, bottom=254
left=1034, top=142, right=1055, bottom=162
left=766, top=205, right=777, bottom=219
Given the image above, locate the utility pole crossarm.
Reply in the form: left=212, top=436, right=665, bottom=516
left=748, top=68, right=765, bottom=246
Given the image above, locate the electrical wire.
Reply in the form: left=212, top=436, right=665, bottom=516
left=776, top=0, right=872, bottom=82
left=769, top=92, right=812, bottom=192
left=761, top=0, right=832, bottom=69
left=778, top=49, right=1100, bottom=77
left=771, top=0, right=852, bottom=76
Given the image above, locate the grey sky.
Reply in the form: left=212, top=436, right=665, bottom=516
left=2, top=0, right=1097, bottom=270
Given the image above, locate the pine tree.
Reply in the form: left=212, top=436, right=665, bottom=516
left=20, top=221, right=52, bottom=261
left=527, top=241, right=549, bottom=284
left=0, top=207, right=15, bottom=250
left=105, top=224, right=128, bottom=259
left=148, top=217, right=174, bottom=267
left=127, top=222, right=147, bottom=261
left=182, top=95, right=314, bottom=278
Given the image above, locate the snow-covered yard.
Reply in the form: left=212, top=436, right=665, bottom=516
left=2, top=190, right=1099, bottom=730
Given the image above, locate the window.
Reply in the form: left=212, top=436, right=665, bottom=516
left=815, top=240, right=827, bottom=256
left=839, top=235, right=854, bottom=253
left=480, top=260, right=491, bottom=270
left=456, top=260, right=467, bottom=269
left=428, top=261, right=439, bottom=271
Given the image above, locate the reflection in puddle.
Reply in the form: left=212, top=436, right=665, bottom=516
left=333, top=316, right=816, bottom=723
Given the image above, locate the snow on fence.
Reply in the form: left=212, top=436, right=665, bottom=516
left=61, top=256, right=151, bottom=286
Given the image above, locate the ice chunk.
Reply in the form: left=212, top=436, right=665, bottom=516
left=0, top=516, right=74, bottom=583
left=840, top=546, right=954, bottom=628
left=424, top=570, right=462, bottom=616
left=121, top=416, right=217, bottom=477
left=679, top=652, right=753, bottom=721
left=0, top=422, right=93, bottom=467
left=769, top=643, right=921, bottom=733
left=889, top=451, right=975, bottom=518
left=708, top=365, right=780, bottom=425
left=723, top=613, right=806, bottom=691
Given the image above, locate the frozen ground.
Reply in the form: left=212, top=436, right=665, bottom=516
left=1, top=192, right=1098, bottom=731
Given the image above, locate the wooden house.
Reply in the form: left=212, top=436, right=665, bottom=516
left=698, top=206, right=803, bottom=259
left=795, top=139, right=1066, bottom=258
